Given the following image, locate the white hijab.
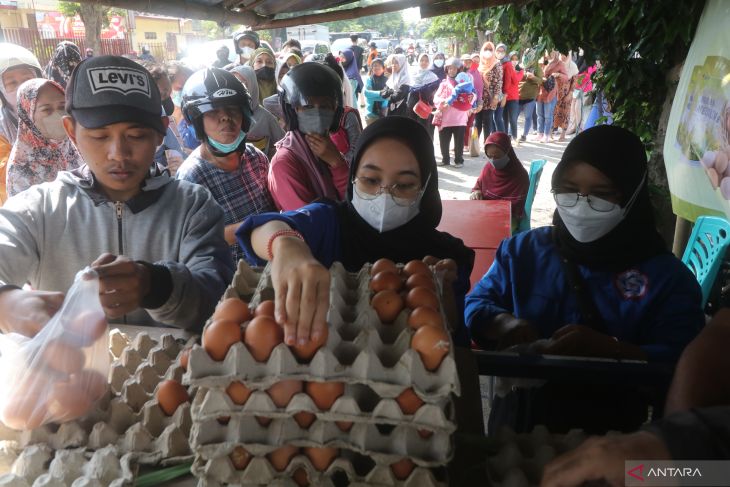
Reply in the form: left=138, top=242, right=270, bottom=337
left=386, top=54, right=412, bottom=91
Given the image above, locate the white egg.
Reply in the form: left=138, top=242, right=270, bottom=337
left=701, top=150, right=717, bottom=168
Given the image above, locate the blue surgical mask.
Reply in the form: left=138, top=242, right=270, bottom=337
left=434, top=59, right=444, bottom=68
left=207, top=130, right=246, bottom=154
left=171, top=90, right=183, bottom=107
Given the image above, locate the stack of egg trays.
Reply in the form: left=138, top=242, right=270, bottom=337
left=0, top=443, right=136, bottom=486
left=0, top=329, right=197, bottom=473
left=184, top=261, right=459, bottom=486
left=190, top=444, right=448, bottom=486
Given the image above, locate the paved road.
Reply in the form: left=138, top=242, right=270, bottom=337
left=434, top=125, right=572, bottom=229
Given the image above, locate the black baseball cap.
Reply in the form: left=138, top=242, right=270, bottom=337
left=65, top=55, right=166, bottom=135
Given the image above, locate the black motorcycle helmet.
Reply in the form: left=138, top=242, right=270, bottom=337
left=181, top=67, right=254, bottom=156
left=233, top=30, right=260, bottom=55
left=278, top=63, right=343, bottom=133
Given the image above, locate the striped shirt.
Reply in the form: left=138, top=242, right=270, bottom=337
left=176, top=144, right=276, bottom=264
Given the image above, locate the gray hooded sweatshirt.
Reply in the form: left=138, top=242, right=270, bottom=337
left=0, top=165, right=234, bottom=332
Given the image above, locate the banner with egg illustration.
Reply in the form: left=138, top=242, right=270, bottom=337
left=664, top=0, right=730, bottom=221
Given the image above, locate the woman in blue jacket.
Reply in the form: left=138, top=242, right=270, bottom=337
left=465, top=125, right=704, bottom=434
left=237, top=116, right=474, bottom=347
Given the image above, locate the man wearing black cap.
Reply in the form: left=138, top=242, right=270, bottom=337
left=0, top=55, right=234, bottom=337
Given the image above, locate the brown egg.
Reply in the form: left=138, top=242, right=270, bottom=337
left=305, top=381, right=344, bottom=410
left=371, top=290, right=404, bottom=324
left=418, top=429, right=433, bottom=439
left=202, top=320, right=242, bottom=361
left=156, top=379, right=190, bottom=416
left=405, top=286, right=439, bottom=311
left=217, top=416, right=230, bottom=425
left=390, top=458, right=416, bottom=480
left=267, top=445, right=299, bottom=471
left=230, top=446, right=252, bottom=470
left=2, top=395, right=47, bottom=430
left=42, top=339, right=85, bottom=374
left=395, top=387, right=424, bottom=414
left=370, top=271, right=403, bottom=293
left=403, top=259, right=431, bottom=277
left=179, top=348, right=191, bottom=370
left=407, top=307, right=444, bottom=330
left=303, top=447, right=339, bottom=471
left=46, top=381, right=93, bottom=423
left=292, top=467, right=309, bottom=486
left=422, top=255, right=440, bottom=266
left=244, top=316, right=284, bottom=362
left=267, top=380, right=303, bottom=407
left=256, top=416, right=272, bottom=427
left=213, top=298, right=251, bottom=324
left=2, top=376, right=51, bottom=430
left=371, top=258, right=397, bottom=275
left=294, top=411, right=316, bottom=429
left=335, top=421, right=353, bottom=432
left=69, top=370, right=108, bottom=401
left=411, top=325, right=450, bottom=372
left=255, top=300, right=275, bottom=318
left=64, top=310, right=107, bottom=346
left=291, top=325, right=328, bottom=362
left=226, top=381, right=252, bottom=405
left=406, top=272, right=436, bottom=291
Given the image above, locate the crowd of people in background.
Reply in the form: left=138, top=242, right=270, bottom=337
left=0, top=24, right=723, bottom=487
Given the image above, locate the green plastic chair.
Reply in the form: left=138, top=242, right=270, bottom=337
left=682, top=216, right=730, bottom=307
left=515, top=159, right=547, bottom=234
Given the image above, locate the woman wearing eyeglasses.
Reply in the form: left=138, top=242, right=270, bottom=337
left=465, top=125, right=704, bottom=435
left=237, top=116, right=475, bottom=348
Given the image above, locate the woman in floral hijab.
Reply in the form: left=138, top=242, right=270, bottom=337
left=44, top=41, right=82, bottom=89
left=6, top=79, right=80, bottom=197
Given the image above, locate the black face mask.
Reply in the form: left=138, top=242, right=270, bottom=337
left=162, top=97, right=175, bottom=116
left=255, top=66, right=275, bottom=81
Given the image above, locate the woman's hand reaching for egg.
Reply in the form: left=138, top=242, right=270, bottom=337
left=270, top=236, right=330, bottom=348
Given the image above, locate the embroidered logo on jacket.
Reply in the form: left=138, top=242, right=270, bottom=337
left=615, top=270, right=649, bottom=300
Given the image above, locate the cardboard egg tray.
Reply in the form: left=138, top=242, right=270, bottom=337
left=190, top=413, right=452, bottom=465
left=483, top=426, right=589, bottom=487
left=189, top=443, right=448, bottom=487
left=190, top=384, right=456, bottom=437
left=185, top=261, right=460, bottom=400
left=0, top=330, right=197, bottom=467
left=0, top=443, right=136, bottom=486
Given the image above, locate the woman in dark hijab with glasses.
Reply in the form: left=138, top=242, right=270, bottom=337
left=237, top=116, right=474, bottom=345
left=465, top=125, right=704, bottom=435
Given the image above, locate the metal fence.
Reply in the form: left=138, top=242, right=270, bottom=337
left=0, top=28, right=133, bottom=65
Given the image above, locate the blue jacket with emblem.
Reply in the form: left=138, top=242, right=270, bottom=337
left=465, top=226, right=704, bottom=362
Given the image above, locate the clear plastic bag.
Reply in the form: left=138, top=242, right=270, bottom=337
left=0, top=268, right=110, bottom=430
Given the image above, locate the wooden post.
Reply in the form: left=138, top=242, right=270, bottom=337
left=672, top=216, right=692, bottom=259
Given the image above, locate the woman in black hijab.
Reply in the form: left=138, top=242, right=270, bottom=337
left=465, top=125, right=704, bottom=435
left=237, top=116, right=474, bottom=346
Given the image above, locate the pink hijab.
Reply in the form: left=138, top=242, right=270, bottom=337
left=6, top=79, right=80, bottom=197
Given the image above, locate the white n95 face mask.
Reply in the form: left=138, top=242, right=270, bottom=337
left=352, top=190, right=422, bottom=233
left=556, top=172, right=646, bottom=243
left=557, top=199, right=625, bottom=243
